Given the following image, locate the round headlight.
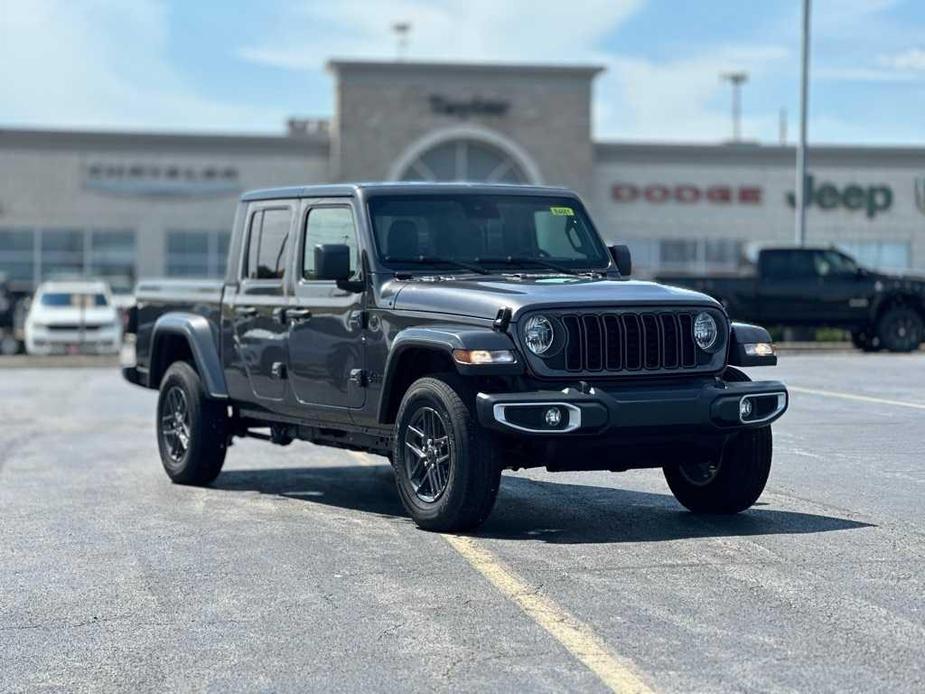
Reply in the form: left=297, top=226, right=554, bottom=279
left=524, top=315, right=555, bottom=355
left=693, top=312, right=719, bottom=351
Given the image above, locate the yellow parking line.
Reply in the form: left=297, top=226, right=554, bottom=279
left=349, top=450, right=653, bottom=692
left=789, top=386, right=925, bottom=410
left=443, top=534, right=654, bottom=694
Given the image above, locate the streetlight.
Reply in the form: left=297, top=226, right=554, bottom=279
left=721, top=71, right=749, bottom=142
left=795, top=0, right=812, bottom=246
left=392, top=22, right=411, bottom=61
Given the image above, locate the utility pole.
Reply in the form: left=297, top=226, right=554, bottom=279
left=721, top=72, right=748, bottom=142
left=795, top=0, right=812, bottom=245
left=392, top=22, right=411, bottom=61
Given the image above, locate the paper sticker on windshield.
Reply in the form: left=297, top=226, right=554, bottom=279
left=549, top=206, right=574, bottom=216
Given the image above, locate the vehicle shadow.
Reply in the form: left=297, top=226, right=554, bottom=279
left=213, top=463, right=874, bottom=544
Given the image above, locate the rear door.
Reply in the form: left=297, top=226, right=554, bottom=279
left=756, top=250, right=820, bottom=323
left=225, top=201, right=295, bottom=404
left=285, top=198, right=366, bottom=411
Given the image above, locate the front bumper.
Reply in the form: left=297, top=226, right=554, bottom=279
left=26, top=326, right=122, bottom=355
left=476, top=378, right=788, bottom=437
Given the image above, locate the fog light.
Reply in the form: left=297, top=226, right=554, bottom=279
left=544, top=407, right=562, bottom=427
left=739, top=397, right=753, bottom=420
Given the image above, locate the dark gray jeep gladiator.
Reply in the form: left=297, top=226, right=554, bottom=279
left=124, top=183, right=788, bottom=531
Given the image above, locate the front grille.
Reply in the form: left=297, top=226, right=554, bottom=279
left=547, top=310, right=712, bottom=375
left=47, top=324, right=103, bottom=332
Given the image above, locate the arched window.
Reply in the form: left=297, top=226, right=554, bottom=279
left=398, top=139, right=529, bottom=184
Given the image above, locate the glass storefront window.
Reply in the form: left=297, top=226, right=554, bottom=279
left=0, top=229, right=36, bottom=282
left=40, top=229, right=84, bottom=280
left=167, top=230, right=230, bottom=278
left=90, top=230, right=136, bottom=293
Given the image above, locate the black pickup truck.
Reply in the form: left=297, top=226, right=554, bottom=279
left=124, top=183, right=788, bottom=531
left=659, top=247, right=925, bottom=352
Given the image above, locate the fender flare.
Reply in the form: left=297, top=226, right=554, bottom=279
left=151, top=312, right=228, bottom=399
left=377, top=325, right=521, bottom=423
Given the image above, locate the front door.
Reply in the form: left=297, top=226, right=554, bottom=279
left=286, top=200, right=366, bottom=410
left=227, top=202, right=295, bottom=403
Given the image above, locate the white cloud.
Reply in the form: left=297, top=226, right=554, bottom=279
left=240, top=0, right=644, bottom=67
left=878, top=47, right=925, bottom=72
left=596, top=45, right=789, bottom=141
left=0, top=0, right=279, bottom=132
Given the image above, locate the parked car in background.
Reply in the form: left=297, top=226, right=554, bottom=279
left=0, top=274, right=19, bottom=355
left=25, top=280, right=123, bottom=355
left=658, top=246, right=925, bottom=352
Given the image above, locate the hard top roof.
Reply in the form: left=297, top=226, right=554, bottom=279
left=240, top=181, right=577, bottom=202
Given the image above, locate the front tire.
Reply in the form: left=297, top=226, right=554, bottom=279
left=392, top=376, right=501, bottom=532
left=663, top=366, right=772, bottom=514
left=876, top=306, right=923, bottom=353
left=663, top=426, right=772, bottom=514
left=156, top=361, right=227, bottom=485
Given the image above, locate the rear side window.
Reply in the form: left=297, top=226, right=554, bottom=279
left=245, top=207, right=292, bottom=280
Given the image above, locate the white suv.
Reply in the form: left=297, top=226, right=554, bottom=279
left=25, top=280, right=123, bottom=355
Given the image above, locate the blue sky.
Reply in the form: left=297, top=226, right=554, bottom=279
left=2, top=0, right=924, bottom=144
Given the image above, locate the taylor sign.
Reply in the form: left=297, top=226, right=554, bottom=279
left=611, top=183, right=763, bottom=205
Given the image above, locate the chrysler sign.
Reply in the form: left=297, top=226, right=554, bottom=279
left=84, top=163, right=241, bottom=198
left=611, top=183, right=763, bottom=205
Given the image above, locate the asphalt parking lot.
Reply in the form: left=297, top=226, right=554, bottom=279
left=2, top=353, right=924, bottom=693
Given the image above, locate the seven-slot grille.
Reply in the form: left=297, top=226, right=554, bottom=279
left=557, top=311, right=702, bottom=373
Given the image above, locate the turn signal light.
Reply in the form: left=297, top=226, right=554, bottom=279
left=743, top=342, right=775, bottom=357
left=452, top=349, right=516, bottom=365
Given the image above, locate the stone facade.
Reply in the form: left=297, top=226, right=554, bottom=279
left=330, top=61, right=601, bottom=199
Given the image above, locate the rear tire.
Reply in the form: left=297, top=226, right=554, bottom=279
left=156, top=361, right=227, bottom=485
left=851, top=329, right=880, bottom=353
left=876, top=306, right=923, bottom=353
left=392, top=376, right=501, bottom=532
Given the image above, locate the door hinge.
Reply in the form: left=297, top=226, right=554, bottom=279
left=349, top=369, right=368, bottom=387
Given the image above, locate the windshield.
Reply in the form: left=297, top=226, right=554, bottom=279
left=368, top=195, right=610, bottom=272
left=40, top=292, right=109, bottom=308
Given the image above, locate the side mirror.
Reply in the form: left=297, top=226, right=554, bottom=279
left=314, top=243, right=363, bottom=292
left=608, top=244, right=632, bottom=277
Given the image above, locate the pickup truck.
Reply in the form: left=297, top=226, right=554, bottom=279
left=124, top=183, right=788, bottom=531
left=658, top=246, right=925, bottom=352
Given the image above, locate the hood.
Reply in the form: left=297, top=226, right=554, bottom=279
left=389, top=274, right=720, bottom=321
left=28, top=305, right=118, bottom=325
left=866, top=268, right=925, bottom=287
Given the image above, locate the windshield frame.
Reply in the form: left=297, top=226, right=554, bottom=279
left=365, top=193, right=612, bottom=274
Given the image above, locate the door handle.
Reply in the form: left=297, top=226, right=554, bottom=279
left=235, top=306, right=257, bottom=317
left=286, top=308, right=312, bottom=323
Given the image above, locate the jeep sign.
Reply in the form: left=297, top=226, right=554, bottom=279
left=786, top=175, right=892, bottom=218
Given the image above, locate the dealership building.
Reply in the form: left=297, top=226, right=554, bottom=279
left=2, top=59, right=924, bottom=294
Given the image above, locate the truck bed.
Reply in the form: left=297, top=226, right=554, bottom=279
left=133, top=279, right=225, bottom=374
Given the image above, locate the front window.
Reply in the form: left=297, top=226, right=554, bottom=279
left=40, top=292, right=108, bottom=307
left=368, top=195, right=609, bottom=272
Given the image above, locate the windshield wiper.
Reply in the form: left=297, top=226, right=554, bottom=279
left=475, top=256, right=589, bottom=276
left=386, top=256, right=491, bottom=275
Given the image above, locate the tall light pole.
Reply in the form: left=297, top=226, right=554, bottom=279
left=392, top=22, right=411, bottom=61
left=721, top=71, right=749, bottom=142
left=795, top=0, right=812, bottom=246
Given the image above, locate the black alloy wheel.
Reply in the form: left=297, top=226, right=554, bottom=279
left=403, top=406, right=453, bottom=503
left=877, top=306, right=924, bottom=353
